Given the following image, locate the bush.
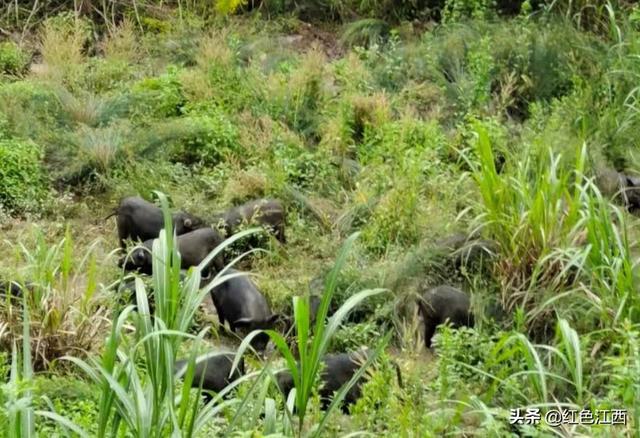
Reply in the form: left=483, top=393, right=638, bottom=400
left=166, top=109, right=240, bottom=166
left=357, top=118, right=446, bottom=254
left=0, top=42, right=29, bottom=76
left=128, top=68, right=185, bottom=119
left=0, top=81, right=64, bottom=138
left=271, top=137, right=336, bottom=192
left=366, top=186, right=424, bottom=252
left=0, top=138, right=49, bottom=214
left=34, top=376, right=99, bottom=435
left=443, top=0, right=497, bottom=22
left=83, top=58, right=134, bottom=93
left=331, top=320, right=383, bottom=352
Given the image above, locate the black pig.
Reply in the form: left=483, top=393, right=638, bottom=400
left=418, top=285, right=474, bottom=348
left=106, top=196, right=205, bottom=248
left=275, top=349, right=403, bottom=412
left=175, top=352, right=245, bottom=402
left=209, top=269, right=278, bottom=351
left=121, top=228, right=225, bottom=276
left=216, top=199, right=286, bottom=244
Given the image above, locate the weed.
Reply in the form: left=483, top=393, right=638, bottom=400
left=0, top=42, right=30, bottom=76
left=0, top=227, right=110, bottom=369
left=0, top=138, right=49, bottom=214
left=38, top=13, right=91, bottom=88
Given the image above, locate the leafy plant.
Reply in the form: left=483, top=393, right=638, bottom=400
left=233, top=232, right=387, bottom=436
left=443, top=0, right=497, bottom=22
left=464, top=123, right=636, bottom=335
left=168, top=109, right=240, bottom=166
left=0, top=42, right=29, bottom=76
left=0, top=138, right=49, bottom=214
left=0, top=226, right=108, bottom=369
left=129, top=69, right=185, bottom=119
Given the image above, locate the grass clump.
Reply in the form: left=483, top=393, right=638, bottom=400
left=467, top=123, right=637, bottom=337
left=0, top=226, right=109, bottom=370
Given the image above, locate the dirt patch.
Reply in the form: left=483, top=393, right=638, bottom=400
left=291, top=21, right=344, bottom=59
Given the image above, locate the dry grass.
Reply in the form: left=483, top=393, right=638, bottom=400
left=222, top=168, right=268, bottom=204
left=0, top=234, right=115, bottom=369
left=57, top=89, right=106, bottom=126
left=197, top=28, right=234, bottom=69
left=38, top=18, right=88, bottom=85
left=102, top=19, right=139, bottom=63
left=76, top=122, right=131, bottom=171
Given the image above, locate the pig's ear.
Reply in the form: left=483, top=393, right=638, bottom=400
left=265, top=314, right=280, bottom=326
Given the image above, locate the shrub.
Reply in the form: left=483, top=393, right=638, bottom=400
left=271, top=137, right=336, bottom=192
left=331, top=320, right=383, bottom=352
left=0, top=138, right=49, bottom=214
left=166, top=109, right=240, bottom=166
left=490, top=21, right=582, bottom=117
left=361, top=179, right=423, bottom=254
left=0, top=42, right=29, bottom=76
left=443, top=0, right=497, bottom=22
left=357, top=36, right=410, bottom=92
left=128, top=68, right=185, bottom=119
left=0, top=81, right=64, bottom=138
left=358, top=117, right=447, bottom=166
left=83, top=58, right=134, bottom=93
left=350, top=354, right=404, bottom=429
left=34, top=376, right=99, bottom=435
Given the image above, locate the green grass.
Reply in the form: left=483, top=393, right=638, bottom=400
left=0, top=2, right=639, bottom=436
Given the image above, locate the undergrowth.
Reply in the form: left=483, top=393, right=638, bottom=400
left=0, top=1, right=639, bottom=436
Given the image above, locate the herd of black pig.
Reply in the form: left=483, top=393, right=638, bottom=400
left=0, top=195, right=478, bottom=411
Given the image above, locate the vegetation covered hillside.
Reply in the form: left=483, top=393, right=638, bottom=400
left=1, top=0, right=640, bottom=436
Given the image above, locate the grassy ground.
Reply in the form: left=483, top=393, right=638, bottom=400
left=1, top=2, right=640, bottom=436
